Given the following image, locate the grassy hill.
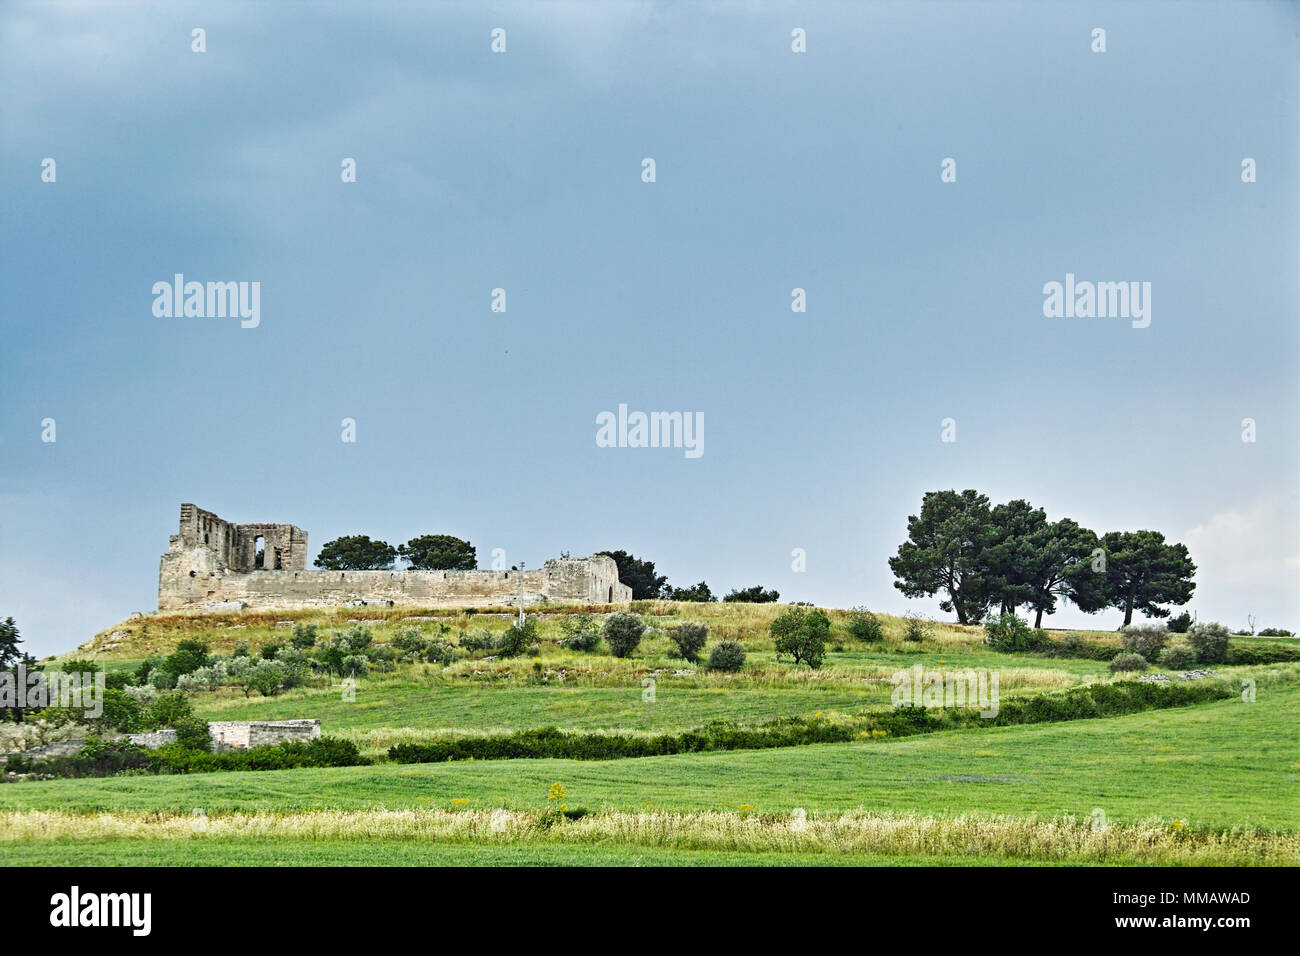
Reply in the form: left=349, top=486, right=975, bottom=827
left=8, top=601, right=1296, bottom=866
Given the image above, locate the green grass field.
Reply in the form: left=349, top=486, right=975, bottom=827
left=8, top=604, right=1296, bottom=866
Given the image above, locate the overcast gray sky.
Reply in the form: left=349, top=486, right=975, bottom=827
left=2, top=1, right=1297, bottom=656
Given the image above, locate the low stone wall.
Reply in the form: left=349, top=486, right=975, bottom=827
left=207, top=719, right=321, bottom=751
left=126, top=729, right=178, bottom=748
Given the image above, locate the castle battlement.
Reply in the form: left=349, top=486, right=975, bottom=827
left=158, top=504, right=631, bottom=613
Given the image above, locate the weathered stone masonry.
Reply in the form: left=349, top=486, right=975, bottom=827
left=158, top=504, right=632, bottom=612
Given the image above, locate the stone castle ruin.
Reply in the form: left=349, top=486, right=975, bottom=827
left=159, top=504, right=632, bottom=613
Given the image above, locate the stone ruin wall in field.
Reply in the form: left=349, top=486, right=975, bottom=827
left=158, top=504, right=632, bottom=613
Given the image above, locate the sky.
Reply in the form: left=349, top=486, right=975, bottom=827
left=1, top=1, right=1297, bottom=657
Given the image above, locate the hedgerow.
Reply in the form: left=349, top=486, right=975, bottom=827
left=387, top=680, right=1235, bottom=764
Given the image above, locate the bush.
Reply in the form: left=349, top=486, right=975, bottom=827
left=558, top=613, right=601, bottom=652
left=148, top=691, right=194, bottom=728
left=1186, top=621, right=1231, bottom=665
left=982, top=613, right=1042, bottom=652
left=147, top=668, right=176, bottom=691
left=232, top=640, right=251, bottom=658
left=770, top=607, right=830, bottom=668
left=1258, top=627, right=1293, bottom=637
left=425, top=640, right=458, bottom=666
left=89, top=688, right=143, bottom=734
left=1108, top=652, right=1148, bottom=673
left=1158, top=644, right=1197, bottom=670
left=459, top=629, right=497, bottom=653
left=1166, top=611, right=1193, bottom=633
left=497, top=618, right=537, bottom=659
left=291, top=623, right=318, bottom=649
left=1120, top=623, right=1168, bottom=660
left=603, top=612, right=646, bottom=658
left=392, top=627, right=428, bottom=661
left=667, top=622, right=708, bottom=662
left=315, top=624, right=374, bottom=675
left=249, top=659, right=287, bottom=696
left=723, top=586, right=780, bottom=603
left=58, top=658, right=100, bottom=676
left=903, top=613, right=935, bottom=644
left=260, top=640, right=283, bottom=661
left=175, top=716, right=212, bottom=751
left=164, top=640, right=211, bottom=678
left=103, top=671, right=131, bottom=691
left=134, top=655, right=164, bottom=685
left=843, top=608, right=883, bottom=642
left=707, top=640, right=746, bottom=672
left=273, top=647, right=309, bottom=688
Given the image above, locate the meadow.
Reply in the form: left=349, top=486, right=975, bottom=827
left=5, top=602, right=1296, bottom=866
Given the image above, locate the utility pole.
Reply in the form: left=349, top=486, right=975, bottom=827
left=517, top=561, right=526, bottom=627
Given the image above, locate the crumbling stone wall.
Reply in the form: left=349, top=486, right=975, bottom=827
left=158, top=504, right=631, bottom=612
left=207, top=719, right=320, bottom=751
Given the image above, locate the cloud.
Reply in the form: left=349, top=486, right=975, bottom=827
left=1182, top=498, right=1300, bottom=629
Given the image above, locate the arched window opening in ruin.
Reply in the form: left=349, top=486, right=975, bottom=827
left=274, top=548, right=283, bottom=570
left=204, top=533, right=209, bottom=544
left=608, top=586, right=613, bottom=602
left=254, top=536, right=266, bottom=569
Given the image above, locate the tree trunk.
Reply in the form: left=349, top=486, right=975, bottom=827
left=1034, top=606, right=1044, bottom=629
left=1123, top=597, right=1134, bottom=627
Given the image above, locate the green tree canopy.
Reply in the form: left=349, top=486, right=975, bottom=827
left=888, top=489, right=994, bottom=625
left=722, top=585, right=780, bottom=603
left=601, top=550, right=668, bottom=600
left=668, top=581, right=717, bottom=602
left=1097, top=530, right=1196, bottom=626
left=398, top=534, right=477, bottom=570
left=313, top=535, right=397, bottom=571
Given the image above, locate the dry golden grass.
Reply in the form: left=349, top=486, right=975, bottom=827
left=2, top=808, right=1292, bottom=865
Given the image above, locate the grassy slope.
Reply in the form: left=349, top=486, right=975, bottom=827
left=3, top=685, right=1295, bottom=830
left=18, top=603, right=1293, bottom=866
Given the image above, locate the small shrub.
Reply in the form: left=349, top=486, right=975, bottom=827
left=232, top=640, right=251, bottom=658
left=497, top=618, right=537, bottom=658
left=983, top=613, right=1037, bottom=651
left=844, top=608, right=884, bottom=642
left=558, top=613, right=601, bottom=652
left=392, top=627, right=428, bottom=661
left=723, top=586, right=780, bottom=603
left=1108, top=652, right=1148, bottom=673
left=667, top=622, right=708, bottom=662
left=58, top=658, right=100, bottom=676
left=1120, top=623, right=1168, bottom=660
left=148, top=691, right=194, bottom=728
left=260, top=640, right=283, bottom=661
left=291, top=623, right=319, bottom=649
left=90, top=688, right=143, bottom=734
left=707, top=640, right=746, bottom=672
left=1186, top=621, right=1231, bottom=665
left=770, top=607, right=830, bottom=668
left=603, top=612, right=646, bottom=658
left=1158, top=644, right=1197, bottom=670
left=425, top=640, right=458, bottom=666
left=903, top=613, right=935, bottom=644
left=175, top=716, right=212, bottom=751
left=249, top=659, right=287, bottom=696
left=164, top=640, right=211, bottom=678
left=1258, top=627, right=1293, bottom=637
left=1166, top=611, right=1193, bottom=634
left=459, top=629, right=497, bottom=653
